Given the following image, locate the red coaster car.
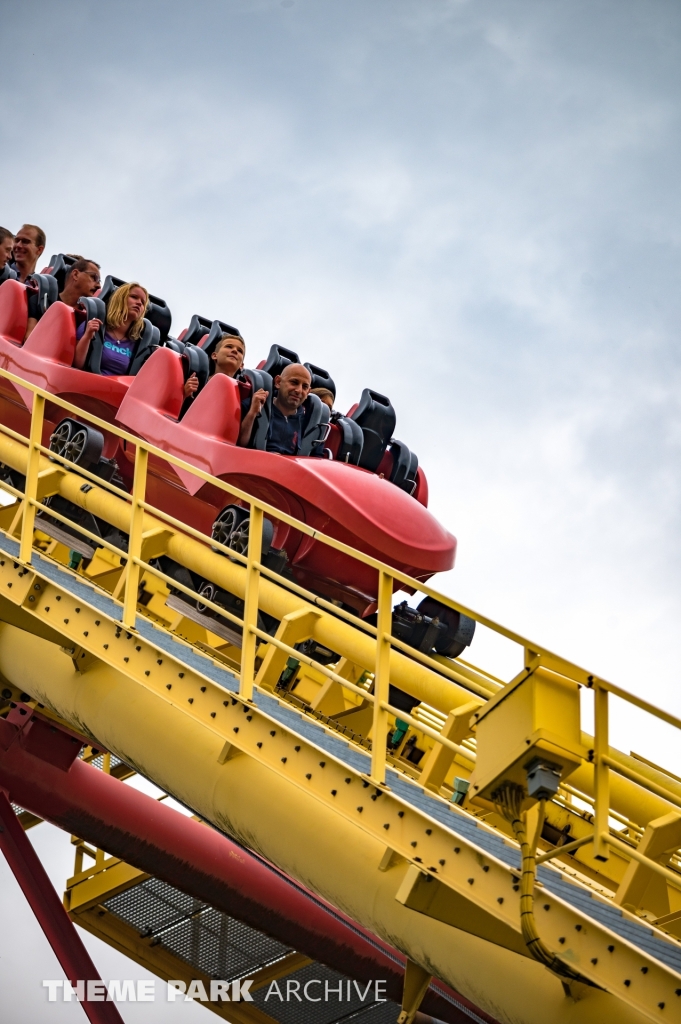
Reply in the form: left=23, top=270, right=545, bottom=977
left=115, top=346, right=456, bottom=617
left=0, top=280, right=132, bottom=463
left=0, top=276, right=472, bottom=660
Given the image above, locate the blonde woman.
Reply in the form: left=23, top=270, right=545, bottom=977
left=74, top=281, right=195, bottom=393
left=74, top=280, right=148, bottom=376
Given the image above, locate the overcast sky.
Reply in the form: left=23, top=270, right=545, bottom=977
left=1, top=0, right=681, bottom=1019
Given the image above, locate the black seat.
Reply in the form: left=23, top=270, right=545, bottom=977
left=76, top=296, right=106, bottom=368
left=299, top=394, right=330, bottom=456
left=387, top=439, right=419, bottom=493
left=178, top=343, right=211, bottom=418
left=304, top=362, right=336, bottom=397
left=350, top=389, right=396, bottom=472
left=181, top=315, right=240, bottom=356
left=261, top=344, right=300, bottom=380
left=99, top=275, right=172, bottom=342
left=182, top=343, right=210, bottom=390
left=26, top=273, right=60, bottom=321
left=240, top=368, right=274, bottom=449
left=0, top=265, right=17, bottom=284
left=330, top=413, right=363, bottom=464
left=145, top=293, right=172, bottom=342
left=44, top=253, right=78, bottom=293
left=163, top=336, right=186, bottom=354
left=80, top=295, right=106, bottom=325
left=180, top=314, right=211, bottom=348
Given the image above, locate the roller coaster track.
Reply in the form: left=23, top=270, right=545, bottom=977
left=0, top=368, right=680, bottom=1024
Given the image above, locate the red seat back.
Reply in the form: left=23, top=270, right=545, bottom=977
left=120, top=347, right=184, bottom=421
left=23, top=301, right=76, bottom=364
left=0, top=280, right=29, bottom=345
left=181, top=373, right=241, bottom=445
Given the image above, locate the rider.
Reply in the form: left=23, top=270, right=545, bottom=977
left=24, top=258, right=102, bottom=339
left=74, top=281, right=193, bottom=396
left=0, top=228, right=15, bottom=284
left=210, top=332, right=269, bottom=446
left=310, top=387, right=334, bottom=410
left=11, top=224, right=46, bottom=283
left=266, top=363, right=312, bottom=455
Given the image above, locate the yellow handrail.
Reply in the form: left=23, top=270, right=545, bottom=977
left=1, top=363, right=680, bottom=901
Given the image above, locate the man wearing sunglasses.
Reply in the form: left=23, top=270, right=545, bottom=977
left=25, top=258, right=101, bottom=339
left=59, top=258, right=102, bottom=306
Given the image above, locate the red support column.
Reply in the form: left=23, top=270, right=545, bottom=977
left=0, top=790, right=125, bottom=1024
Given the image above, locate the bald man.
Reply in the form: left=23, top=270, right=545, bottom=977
left=265, top=362, right=312, bottom=455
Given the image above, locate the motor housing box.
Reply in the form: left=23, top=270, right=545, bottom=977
left=467, top=662, right=587, bottom=804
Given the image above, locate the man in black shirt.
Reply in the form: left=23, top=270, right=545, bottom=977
left=266, top=363, right=312, bottom=455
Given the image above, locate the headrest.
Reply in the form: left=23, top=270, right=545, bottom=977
left=350, top=388, right=396, bottom=472
left=145, top=293, right=172, bottom=341
left=180, top=314, right=211, bottom=346
left=260, top=344, right=300, bottom=379
left=351, top=388, right=396, bottom=435
left=98, top=274, right=126, bottom=305
left=44, top=253, right=78, bottom=293
left=304, top=361, right=336, bottom=397
left=181, top=315, right=240, bottom=353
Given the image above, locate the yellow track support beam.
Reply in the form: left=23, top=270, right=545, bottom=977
left=1, top=377, right=681, bottom=1023
left=0, top=605, right=675, bottom=1024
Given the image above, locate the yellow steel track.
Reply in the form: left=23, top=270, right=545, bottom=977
left=0, top=369, right=680, bottom=1024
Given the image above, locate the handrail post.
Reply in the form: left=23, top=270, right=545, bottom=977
left=19, top=392, right=45, bottom=564
left=593, top=684, right=610, bottom=861
left=240, top=505, right=263, bottom=702
left=371, top=570, right=393, bottom=786
left=122, top=446, right=148, bottom=629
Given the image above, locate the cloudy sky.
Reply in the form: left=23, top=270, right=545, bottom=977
left=1, top=0, right=680, bottom=1018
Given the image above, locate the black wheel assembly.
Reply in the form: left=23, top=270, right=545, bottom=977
left=50, top=419, right=104, bottom=469
left=211, top=505, right=274, bottom=557
left=196, top=581, right=221, bottom=615
left=391, top=597, right=476, bottom=659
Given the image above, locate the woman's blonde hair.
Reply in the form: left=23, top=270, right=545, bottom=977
left=106, top=282, right=149, bottom=341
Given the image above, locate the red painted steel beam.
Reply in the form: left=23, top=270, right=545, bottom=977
left=0, top=705, right=498, bottom=1024
left=0, top=789, right=125, bottom=1024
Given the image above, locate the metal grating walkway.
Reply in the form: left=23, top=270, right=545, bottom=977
left=104, top=877, right=401, bottom=1024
